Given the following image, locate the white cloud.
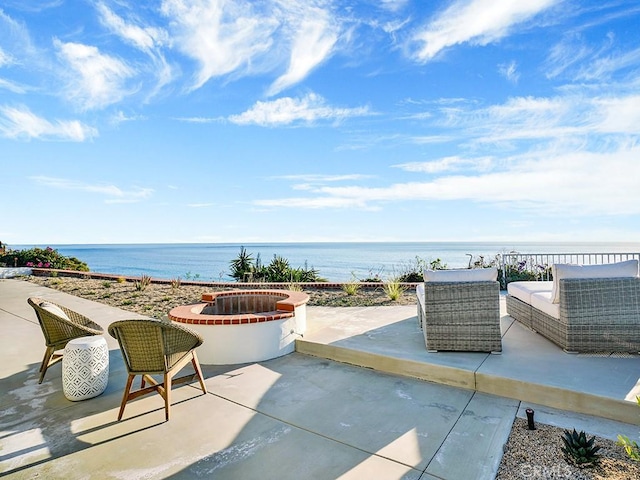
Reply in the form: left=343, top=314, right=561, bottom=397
left=0, top=47, right=13, bottom=67
left=255, top=196, right=369, bottom=209
left=274, top=174, right=372, bottom=182
left=545, top=36, right=591, bottom=79
left=54, top=39, right=134, bottom=110
left=96, top=3, right=174, bottom=98
left=451, top=93, right=640, bottom=143
left=267, top=2, right=339, bottom=95
left=0, top=105, right=97, bottom=141
left=0, top=8, right=35, bottom=57
left=161, top=0, right=278, bottom=90
left=30, top=176, right=153, bottom=203
left=498, top=60, right=520, bottom=83
left=109, top=110, right=146, bottom=125
left=252, top=144, right=640, bottom=216
left=97, top=3, right=168, bottom=52
left=411, top=0, right=556, bottom=62
left=160, top=0, right=342, bottom=94
left=395, top=156, right=494, bottom=173
left=228, top=92, right=371, bottom=126
left=272, top=174, right=374, bottom=192
left=591, top=95, right=640, bottom=134
left=0, top=78, right=26, bottom=93
left=175, top=116, right=224, bottom=123
left=576, top=46, right=640, bottom=82
left=380, top=0, right=409, bottom=13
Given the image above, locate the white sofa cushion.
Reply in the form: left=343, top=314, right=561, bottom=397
left=507, top=281, right=553, bottom=304
left=424, top=267, right=498, bottom=282
left=530, top=291, right=559, bottom=319
left=551, top=260, right=639, bottom=304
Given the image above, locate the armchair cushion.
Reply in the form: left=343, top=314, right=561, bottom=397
left=39, top=301, right=71, bottom=321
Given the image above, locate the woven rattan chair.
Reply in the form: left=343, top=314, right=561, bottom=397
left=108, top=319, right=207, bottom=421
left=418, top=281, right=502, bottom=353
left=27, top=297, right=104, bottom=384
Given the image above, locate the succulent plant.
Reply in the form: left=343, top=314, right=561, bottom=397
left=561, top=429, right=601, bottom=467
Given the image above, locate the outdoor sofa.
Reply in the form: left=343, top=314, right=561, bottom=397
left=506, top=260, right=640, bottom=352
left=416, top=267, right=502, bottom=353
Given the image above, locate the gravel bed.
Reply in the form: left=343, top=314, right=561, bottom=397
left=497, top=418, right=640, bottom=479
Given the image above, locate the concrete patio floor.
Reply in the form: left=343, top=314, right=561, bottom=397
left=1, top=278, right=640, bottom=479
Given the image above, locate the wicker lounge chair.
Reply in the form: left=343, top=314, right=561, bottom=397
left=108, top=319, right=207, bottom=421
left=417, top=278, right=502, bottom=353
left=27, top=297, right=104, bottom=384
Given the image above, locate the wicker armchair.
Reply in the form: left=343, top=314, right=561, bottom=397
left=108, top=319, right=207, bottom=421
left=417, top=281, right=502, bottom=353
left=27, top=297, right=104, bottom=384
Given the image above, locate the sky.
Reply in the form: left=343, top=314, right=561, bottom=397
left=1, top=0, right=640, bottom=246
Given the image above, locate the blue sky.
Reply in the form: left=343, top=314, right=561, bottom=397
left=2, top=0, right=640, bottom=245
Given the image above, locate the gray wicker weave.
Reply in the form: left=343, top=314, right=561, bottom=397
left=505, top=294, right=533, bottom=329
left=27, top=297, right=104, bottom=384
left=506, top=277, right=640, bottom=352
left=108, top=319, right=207, bottom=421
left=418, top=281, right=502, bottom=353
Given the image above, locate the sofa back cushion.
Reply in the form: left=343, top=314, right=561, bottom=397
left=424, top=267, right=498, bottom=282
left=551, top=259, right=639, bottom=303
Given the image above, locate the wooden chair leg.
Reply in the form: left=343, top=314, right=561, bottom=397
left=191, top=351, right=207, bottom=394
left=164, top=372, right=171, bottom=421
left=38, top=346, right=57, bottom=384
left=118, top=374, right=136, bottom=421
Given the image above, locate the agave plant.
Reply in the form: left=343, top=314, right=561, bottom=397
left=561, top=429, right=601, bottom=467
left=134, top=274, right=152, bottom=292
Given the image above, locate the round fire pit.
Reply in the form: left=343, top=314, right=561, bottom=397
left=168, top=290, right=309, bottom=365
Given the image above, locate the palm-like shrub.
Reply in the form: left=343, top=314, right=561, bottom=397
left=229, top=246, right=255, bottom=281
left=229, top=248, right=324, bottom=282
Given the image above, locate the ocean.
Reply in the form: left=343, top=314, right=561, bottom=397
left=12, top=241, right=640, bottom=283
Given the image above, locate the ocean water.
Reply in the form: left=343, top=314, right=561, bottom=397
left=12, top=242, right=640, bottom=282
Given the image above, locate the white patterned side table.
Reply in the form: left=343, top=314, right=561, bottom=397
left=62, top=336, right=109, bottom=401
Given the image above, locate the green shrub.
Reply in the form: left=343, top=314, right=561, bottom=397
left=134, top=274, right=152, bottom=291
left=383, top=277, right=405, bottom=301
left=502, top=256, right=552, bottom=286
left=343, top=274, right=360, bottom=295
left=618, top=396, right=640, bottom=461
left=396, top=257, right=448, bottom=283
left=0, top=246, right=89, bottom=271
left=358, top=266, right=383, bottom=283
